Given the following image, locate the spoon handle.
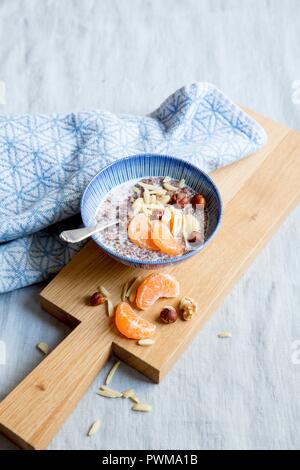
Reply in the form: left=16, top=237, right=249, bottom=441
left=60, top=220, right=118, bottom=243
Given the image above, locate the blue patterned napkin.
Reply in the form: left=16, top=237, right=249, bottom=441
left=0, top=82, right=266, bottom=293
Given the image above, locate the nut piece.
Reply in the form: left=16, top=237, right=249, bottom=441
left=105, top=360, right=121, bottom=385
left=218, top=331, right=232, bottom=338
left=90, top=292, right=106, bottom=306
left=36, top=342, right=49, bottom=355
left=87, top=420, right=101, bottom=436
left=160, top=306, right=178, bottom=323
left=191, top=193, right=206, bottom=209
left=180, top=296, right=197, bottom=321
left=132, top=403, right=152, bottom=412
left=138, top=339, right=155, bottom=346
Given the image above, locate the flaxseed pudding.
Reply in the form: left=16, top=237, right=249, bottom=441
left=95, top=177, right=207, bottom=261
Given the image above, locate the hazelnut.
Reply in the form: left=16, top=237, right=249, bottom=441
left=187, top=231, right=202, bottom=244
left=191, top=193, right=206, bottom=209
left=169, top=194, right=178, bottom=205
left=160, top=306, right=178, bottom=323
left=90, top=292, right=106, bottom=306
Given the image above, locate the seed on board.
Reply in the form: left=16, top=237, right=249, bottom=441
left=87, top=420, right=101, bottom=436
left=217, top=331, right=232, bottom=338
left=132, top=403, right=152, bottom=412
left=99, top=285, right=111, bottom=298
left=36, top=342, right=49, bottom=355
left=138, top=339, right=155, bottom=346
left=105, top=360, right=121, bottom=385
left=106, top=299, right=114, bottom=317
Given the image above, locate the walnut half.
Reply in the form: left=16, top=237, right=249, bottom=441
left=179, top=296, right=197, bottom=321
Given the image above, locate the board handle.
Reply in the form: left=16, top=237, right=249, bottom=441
left=0, top=322, right=112, bottom=449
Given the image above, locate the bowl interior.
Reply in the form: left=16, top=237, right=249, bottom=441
left=81, top=154, right=222, bottom=264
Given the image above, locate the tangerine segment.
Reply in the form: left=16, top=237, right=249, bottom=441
left=150, top=220, right=184, bottom=256
left=115, top=302, right=156, bottom=339
left=128, top=213, right=158, bottom=251
left=135, top=272, right=180, bottom=310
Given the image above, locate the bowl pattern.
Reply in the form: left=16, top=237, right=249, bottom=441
left=81, top=154, right=222, bottom=268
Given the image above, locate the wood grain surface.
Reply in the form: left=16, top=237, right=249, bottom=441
left=0, top=109, right=299, bottom=449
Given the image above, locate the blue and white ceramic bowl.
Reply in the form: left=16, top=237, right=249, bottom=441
left=81, top=154, right=222, bottom=268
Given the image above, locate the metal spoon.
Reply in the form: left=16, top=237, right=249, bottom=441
left=59, top=220, right=119, bottom=243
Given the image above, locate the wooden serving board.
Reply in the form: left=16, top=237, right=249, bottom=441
left=0, top=109, right=299, bottom=450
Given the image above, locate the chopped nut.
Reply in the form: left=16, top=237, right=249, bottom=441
left=127, top=275, right=143, bottom=303
left=36, top=342, right=49, bottom=355
left=121, top=281, right=129, bottom=301
left=180, top=296, right=198, bottom=321
left=97, top=387, right=123, bottom=398
left=179, top=179, right=186, bottom=188
left=122, top=389, right=140, bottom=403
left=139, top=182, right=161, bottom=190
left=132, top=186, right=140, bottom=193
left=132, top=403, right=152, bottom=412
left=90, top=292, right=106, bottom=306
left=149, top=189, right=167, bottom=196
left=105, top=360, right=121, bottom=385
left=106, top=299, right=114, bottom=317
left=160, top=306, right=177, bottom=324
left=132, top=197, right=144, bottom=215
left=160, top=194, right=171, bottom=204
left=143, top=188, right=151, bottom=204
left=138, top=339, right=156, bottom=346
left=87, top=420, right=101, bottom=436
left=99, top=285, right=111, bottom=298
left=163, top=182, right=178, bottom=192
left=218, top=331, right=232, bottom=338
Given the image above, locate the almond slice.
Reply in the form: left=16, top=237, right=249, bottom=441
left=149, top=189, right=167, bottom=196
left=106, top=299, right=114, bottom=317
left=160, top=195, right=171, bottom=205
left=132, top=403, right=152, bottom=412
left=122, top=388, right=140, bottom=403
left=218, top=331, right=232, bottom=338
left=121, top=281, right=129, bottom=301
left=97, top=389, right=123, bottom=398
left=99, top=285, right=111, bottom=298
left=163, top=182, right=178, bottom=192
left=138, top=339, right=155, bottom=346
left=36, top=342, right=49, bottom=355
left=127, top=275, right=143, bottom=303
left=139, top=182, right=161, bottom=190
left=105, top=360, right=121, bottom=385
left=132, top=197, right=144, bottom=215
left=87, top=420, right=101, bottom=436
left=100, top=385, right=123, bottom=397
